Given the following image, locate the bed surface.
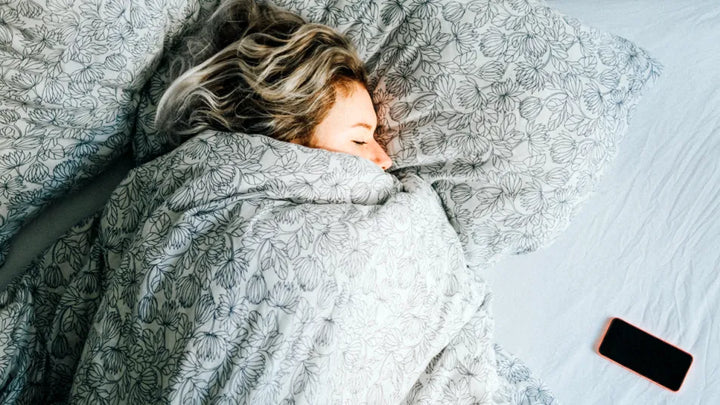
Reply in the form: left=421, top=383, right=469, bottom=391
left=1, top=0, right=718, bottom=403
left=486, top=0, right=720, bottom=403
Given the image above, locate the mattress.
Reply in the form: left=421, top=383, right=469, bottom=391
left=1, top=0, right=717, bottom=403
left=485, top=0, right=720, bottom=403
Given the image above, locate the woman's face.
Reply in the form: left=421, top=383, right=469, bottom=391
left=293, top=81, right=393, bottom=171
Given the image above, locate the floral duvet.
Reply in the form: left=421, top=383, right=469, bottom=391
left=0, top=130, right=555, bottom=404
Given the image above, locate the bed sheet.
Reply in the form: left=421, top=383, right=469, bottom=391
left=485, top=1, right=720, bottom=404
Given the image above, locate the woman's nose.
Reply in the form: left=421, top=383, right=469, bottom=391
left=377, top=153, right=393, bottom=171
left=371, top=140, right=393, bottom=171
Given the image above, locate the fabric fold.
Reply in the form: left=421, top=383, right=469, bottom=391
left=71, top=131, right=493, bottom=404
left=1, top=130, right=557, bottom=404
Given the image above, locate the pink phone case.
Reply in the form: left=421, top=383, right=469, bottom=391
left=596, top=317, right=693, bottom=392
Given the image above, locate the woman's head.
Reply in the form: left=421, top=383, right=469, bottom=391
left=155, top=0, right=393, bottom=170
left=296, top=81, right=393, bottom=171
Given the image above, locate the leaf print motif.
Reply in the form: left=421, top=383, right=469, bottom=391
left=100, top=346, right=126, bottom=375
left=582, top=85, right=605, bottom=113
left=605, top=88, right=629, bottom=118
left=0, top=0, right=229, bottom=267
left=381, top=0, right=406, bottom=25
left=312, top=220, right=349, bottom=255
left=516, top=58, right=549, bottom=91
left=478, top=60, right=506, bottom=82
left=419, top=126, right=449, bottom=156
left=194, top=293, right=216, bottom=324
left=474, top=186, right=504, bottom=215
left=389, top=100, right=412, bottom=122
left=549, top=134, right=577, bottom=164
left=166, top=222, right=194, bottom=252
left=268, top=282, right=300, bottom=314
left=489, top=80, right=523, bottom=112
left=233, top=351, right=266, bottom=395
left=193, top=331, right=228, bottom=362
left=4, top=0, right=661, bottom=402
left=450, top=22, right=477, bottom=53
left=480, top=27, right=507, bottom=57
left=0, top=150, right=33, bottom=171
left=291, top=360, right=318, bottom=396
left=386, top=69, right=416, bottom=97
left=433, top=74, right=457, bottom=102
left=518, top=184, right=546, bottom=213
left=526, top=120, right=552, bottom=154
left=294, top=256, right=323, bottom=291
left=544, top=92, right=572, bottom=130
left=213, top=244, right=249, bottom=289
left=0, top=10, right=20, bottom=43
left=518, top=97, right=542, bottom=121
left=442, top=1, right=465, bottom=23
left=448, top=131, right=491, bottom=157
left=449, top=183, right=474, bottom=206
left=215, top=292, right=248, bottom=329
left=457, top=77, right=487, bottom=110
left=24, top=162, right=50, bottom=183
left=137, top=295, right=158, bottom=323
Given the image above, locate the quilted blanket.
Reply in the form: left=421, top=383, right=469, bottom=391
left=0, top=130, right=555, bottom=404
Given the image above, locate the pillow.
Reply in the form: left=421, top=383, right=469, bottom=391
left=0, top=0, right=222, bottom=266
left=132, top=0, right=661, bottom=271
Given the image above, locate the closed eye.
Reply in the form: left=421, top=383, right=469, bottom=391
left=353, top=141, right=366, bottom=145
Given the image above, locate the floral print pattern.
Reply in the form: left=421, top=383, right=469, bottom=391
left=0, top=213, right=102, bottom=404
left=133, top=0, right=660, bottom=274
left=2, top=130, right=555, bottom=403
left=0, top=0, right=221, bottom=266
left=0, top=0, right=662, bottom=402
left=0, top=133, right=554, bottom=404
left=76, top=130, right=490, bottom=403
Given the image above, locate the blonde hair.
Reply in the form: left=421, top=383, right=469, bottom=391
left=155, top=0, right=368, bottom=145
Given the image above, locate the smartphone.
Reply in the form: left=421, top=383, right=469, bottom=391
left=597, top=317, right=693, bottom=392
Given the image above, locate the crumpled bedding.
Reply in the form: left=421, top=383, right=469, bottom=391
left=0, top=130, right=555, bottom=404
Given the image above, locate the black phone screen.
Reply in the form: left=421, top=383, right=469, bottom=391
left=598, top=318, right=693, bottom=391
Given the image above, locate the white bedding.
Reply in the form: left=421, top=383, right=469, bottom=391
left=486, top=1, right=720, bottom=403
left=2, top=0, right=718, bottom=403
left=0, top=154, right=133, bottom=288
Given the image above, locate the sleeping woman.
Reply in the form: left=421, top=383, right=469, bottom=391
left=154, top=0, right=394, bottom=171
left=54, top=2, right=491, bottom=402
left=1, top=0, right=552, bottom=403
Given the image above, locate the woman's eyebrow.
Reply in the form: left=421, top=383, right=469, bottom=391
left=351, top=123, right=374, bottom=129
